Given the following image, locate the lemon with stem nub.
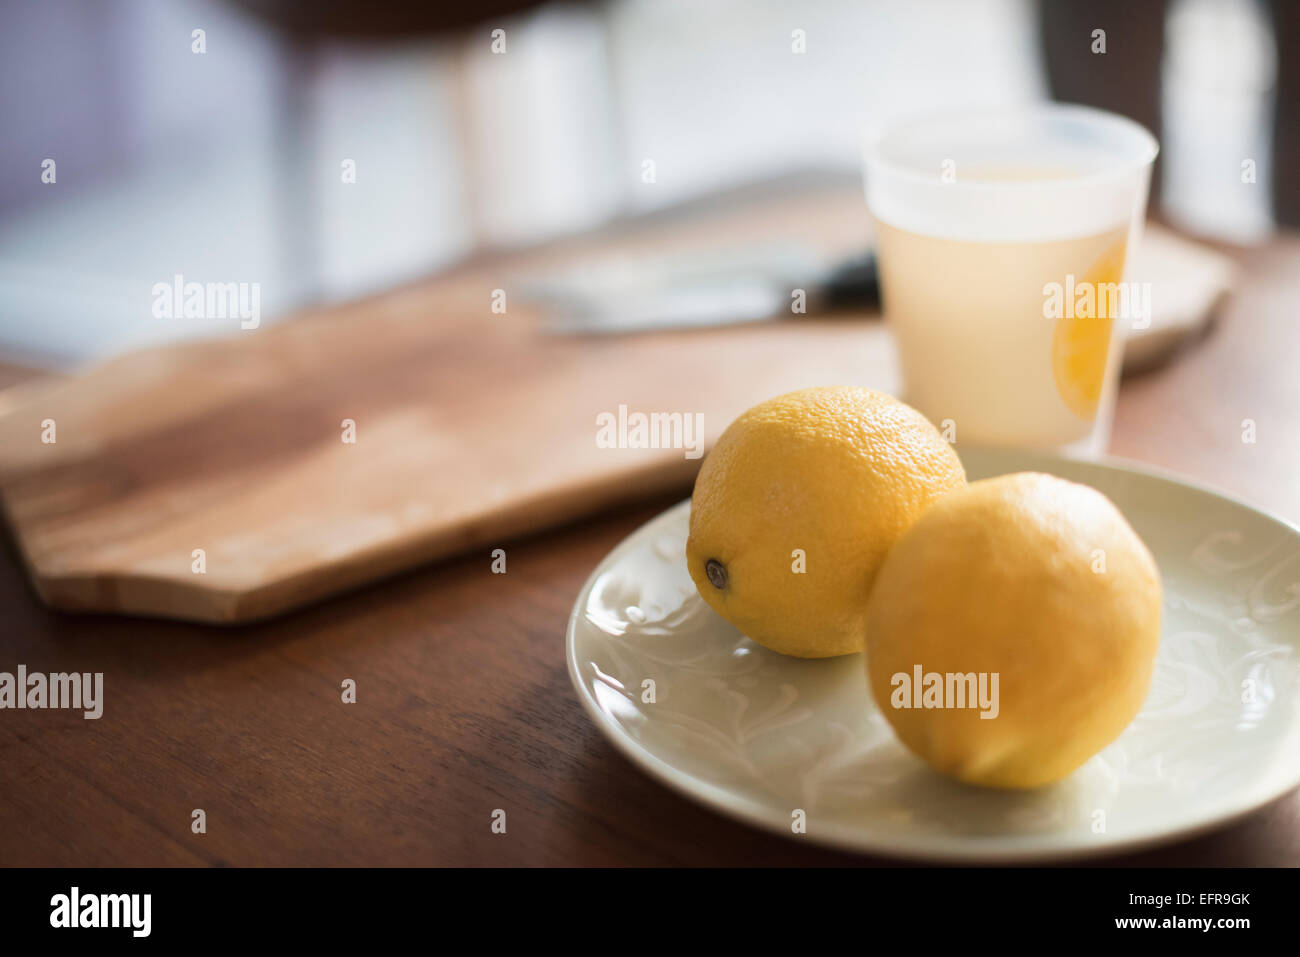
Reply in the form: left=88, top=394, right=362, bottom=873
left=686, top=386, right=966, bottom=658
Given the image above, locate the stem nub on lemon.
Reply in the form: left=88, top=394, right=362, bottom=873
left=686, top=386, right=966, bottom=658
left=863, top=472, right=1162, bottom=789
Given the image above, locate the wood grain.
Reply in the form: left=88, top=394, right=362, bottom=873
left=0, top=187, right=887, bottom=623
left=0, top=187, right=1236, bottom=626
left=1110, top=232, right=1300, bottom=521
left=0, top=488, right=1296, bottom=866
left=0, top=191, right=1296, bottom=866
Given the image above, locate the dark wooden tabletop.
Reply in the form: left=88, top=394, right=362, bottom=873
left=2, top=228, right=1298, bottom=868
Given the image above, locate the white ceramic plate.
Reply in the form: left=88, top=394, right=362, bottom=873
left=566, top=448, right=1300, bottom=862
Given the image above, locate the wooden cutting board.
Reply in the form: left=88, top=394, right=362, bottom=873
left=0, top=239, right=895, bottom=623
left=0, top=181, right=1230, bottom=624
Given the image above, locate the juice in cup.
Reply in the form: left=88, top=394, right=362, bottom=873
left=864, top=107, right=1158, bottom=455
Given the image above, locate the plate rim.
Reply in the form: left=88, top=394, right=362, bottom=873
left=566, top=450, right=1300, bottom=862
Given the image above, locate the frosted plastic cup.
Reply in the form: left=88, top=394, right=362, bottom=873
left=863, top=104, right=1158, bottom=456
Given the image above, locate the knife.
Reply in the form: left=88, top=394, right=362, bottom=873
left=522, top=245, right=879, bottom=335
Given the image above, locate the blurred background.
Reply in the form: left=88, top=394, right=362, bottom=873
left=0, top=0, right=1291, bottom=364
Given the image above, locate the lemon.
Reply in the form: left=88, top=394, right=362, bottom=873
left=864, top=472, right=1162, bottom=788
left=686, top=386, right=966, bottom=658
left=1052, top=237, right=1127, bottom=420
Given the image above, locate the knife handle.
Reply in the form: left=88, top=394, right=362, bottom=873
left=820, top=253, right=880, bottom=311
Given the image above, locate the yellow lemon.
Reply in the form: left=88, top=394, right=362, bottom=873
left=1052, top=238, right=1128, bottom=420
left=864, top=472, right=1162, bottom=789
left=686, top=386, right=965, bottom=658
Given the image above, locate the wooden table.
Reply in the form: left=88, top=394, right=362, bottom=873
left=2, top=217, right=1297, bottom=867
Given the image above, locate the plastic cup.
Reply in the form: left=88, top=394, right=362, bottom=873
left=864, top=104, right=1158, bottom=456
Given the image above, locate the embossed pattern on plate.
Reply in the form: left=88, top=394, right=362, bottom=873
left=566, top=448, right=1300, bottom=861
